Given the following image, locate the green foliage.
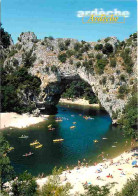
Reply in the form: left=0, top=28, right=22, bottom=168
left=102, top=43, right=113, bottom=55
left=96, top=53, right=103, bottom=59
left=115, top=175, right=138, bottom=196
left=48, top=36, right=54, bottom=40
left=62, top=80, right=98, bottom=104
left=51, top=65, right=58, bottom=73
left=104, top=37, right=111, bottom=42
left=95, top=58, right=108, bottom=74
left=110, top=58, right=116, bottom=67
left=65, top=39, right=70, bottom=47
left=0, top=136, right=14, bottom=190
left=66, top=50, right=74, bottom=58
left=109, top=75, right=115, bottom=84
left=75, top=61, right=81, bottom=68
left=38, top=167, right=71, bottom=196
left=121, top=48, right=133, bottom=73
left=0, top=25, right=11, bottom=48
left=120, top=74, right=126, bottom=82
left=58, top=42, right=67, bottom=51
left=118, top=93, right=137, bottom=138
left=74, top=42, right=82, bottom=51
left=58, top=53, right=67, bottom=63
left=100, top=76, right=107, bottom=85
left=88, top=53, right=94, bottom=58
left=22, top=50, right=36, bottom=68
left=12, top=171, right=37, bottom=196
left=8, top=49, right=18, bottom=58
left=94, top=44, right=103, bottom=50
left=69, top=58, right=73, bottom=64
left=82, top=184, right=110, bottom=196
left=118, top=85, right=129, bottom=99
left=1, top=65, right=41, bottom=113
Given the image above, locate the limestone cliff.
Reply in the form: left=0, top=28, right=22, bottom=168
left=2, top=32, right=137, bottom=119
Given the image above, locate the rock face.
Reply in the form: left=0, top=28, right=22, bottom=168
left=3, top=32, right=137, bottom=118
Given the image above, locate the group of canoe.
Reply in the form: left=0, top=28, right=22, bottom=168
left=30, top=140, right=43, bottom=148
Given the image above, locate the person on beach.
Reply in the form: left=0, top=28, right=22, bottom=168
left=78, top=160, right=81, bottom=167
left=86, top=163, right=88, bottom=167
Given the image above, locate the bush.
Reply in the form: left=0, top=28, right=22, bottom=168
left=75, top=61, right=81, bottom=68
left=51, top=65, right=58, bottom=73
left=118, top=93, right=137, bottom=138
left=100, top=76, right=107, bottom=85
left=74, top=42, right=82, bottom=51
left=88, top=53, right=94, bottom=58
left=95, top=58, right=108, bottom=74
left=58, top=42, right=67, bottom=51
left=66, top=50, right=74, bottom=58
left=22, top=50, right=36, bottom=68
left=82, top=184, right=110, bottom=196
left=110, top=58, right=116, bottom=67
left=11, top=171, right=37, bottom=196
left=0, top=26, right=11, bottom=48
left=48, top=36, right=54, bottom=40
left=58, top=53, right=67, bottom=63
left=96, top=53, right=103, bottom=59
left=115, top=175, right=138, bottom=196
left=102, top=43, right=113, bottom=55
left=65, top=39, right=70, bottom=46
left=104, top=37, right=111, bottom=42
left=8, top=49, right=18, bottom=58
left=118, top=85, right=129, bottom=99
left=109, top=75, right=115, bottom=84
left=121, top=48, right=133, bottom=73
left=120, top=74, right=126, bottom=82
left=94, top=44, right=103, bottom=50
left=69, top=58, right=73, bottom=65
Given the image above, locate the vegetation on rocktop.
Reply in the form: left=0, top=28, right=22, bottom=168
left=62, top=80, right=98, bottom=104
left=118, top=92, right=137, bottom=138
left=0, top=25, right=11, bottom=48
left=1, top=64, right=41, bottom=113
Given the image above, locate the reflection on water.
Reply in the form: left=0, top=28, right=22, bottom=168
left=2, top=104, right=130, bottom=176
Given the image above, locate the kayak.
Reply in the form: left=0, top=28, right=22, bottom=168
left=73, top=122, right=76, bottom=124
left=93, top=140, right=98, bottom=143
left=30, top=140, right=40, bottom=146
left=19, top=135, right=29, bottom=139
left=70, top=126, right=76, bottom=129
left=23, top=152, right=34, bottom=157
left=35, top=144, right=43, bottom=148
left=53, top=139, right=64, bottom=142
left=48, top=124, right=52, bottom=128
left=8, top=147, right=14, bottom=152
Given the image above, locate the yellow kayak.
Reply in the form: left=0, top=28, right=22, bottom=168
left=70, top=126, right=76, bottom=129
left=8, top=147, right=14, bottom=152
left=30, top=140, right=40, bottom=146
left=93, top=140, right=98, bottom=143
left=53, top=139, right=64, bottom=142
left=35, top=144, right=43, bottom=148
left=48, top=124, right=52, bottom=128
left=73, top=122, right=76, bottom=124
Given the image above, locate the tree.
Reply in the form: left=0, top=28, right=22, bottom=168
left=0, top=24, right=11, bottom=48
left=38, top=167, right=71, bottom=196
left=82, top=184, right=110, bottom=196
left=58, top=53, right=67, bottom=63
left=0, top=136, right=14, bottom=191
left=11, top=171, right=37, bottom=196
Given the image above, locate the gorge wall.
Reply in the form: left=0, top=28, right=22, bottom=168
left=2, top=32, right=137, bottom=119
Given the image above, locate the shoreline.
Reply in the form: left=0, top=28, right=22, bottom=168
left=36, top=148, right=138, bottom=195
left=0, top=112, right=49, bottom=129
left=59, top=98, right=100, bottom=108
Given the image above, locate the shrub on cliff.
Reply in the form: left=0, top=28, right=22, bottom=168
left=58, top=53, right=67, bottom=63
left=121, top=49, right=133, bottom=74
left=82, top=184, right=110, bottom=196
left=117, top=85, right=129, bottom=99
left=0, top=25, right=11, bottom=48
left=110, top=58, right=116, bottom=67
left=95, top=58, right=108, bottom=74
left=94, top=44, right=103, bottom=50
left=115, top=175, right=138, bottom=196
left=118, top=93, right=137, bottom=138
left=102, top=43, right=113, bottom=55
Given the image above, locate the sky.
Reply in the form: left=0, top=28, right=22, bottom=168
left=1, top=0, right=137, bottom=43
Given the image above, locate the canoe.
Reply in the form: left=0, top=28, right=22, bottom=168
left=30, top=140, right=40, bottom=146
left=53, top=139, right=64, bottom=142
left=19, top=135, right=29, bottom=139
left=73, top=122, right=76, bottom=124
left=23, top=153, right=34, bottom=157
left=70, top=126, right=75, bottom=129
left=35, top=144, right=43, bottom=148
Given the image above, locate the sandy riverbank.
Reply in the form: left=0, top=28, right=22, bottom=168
left=59, top=98, right=100, bottom=108
left=37, top=149, right=138, bottom=195
left=0, top=113, right=49, bottom=129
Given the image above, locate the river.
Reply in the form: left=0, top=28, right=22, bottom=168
left=2, top=104, right=131, bottom=176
